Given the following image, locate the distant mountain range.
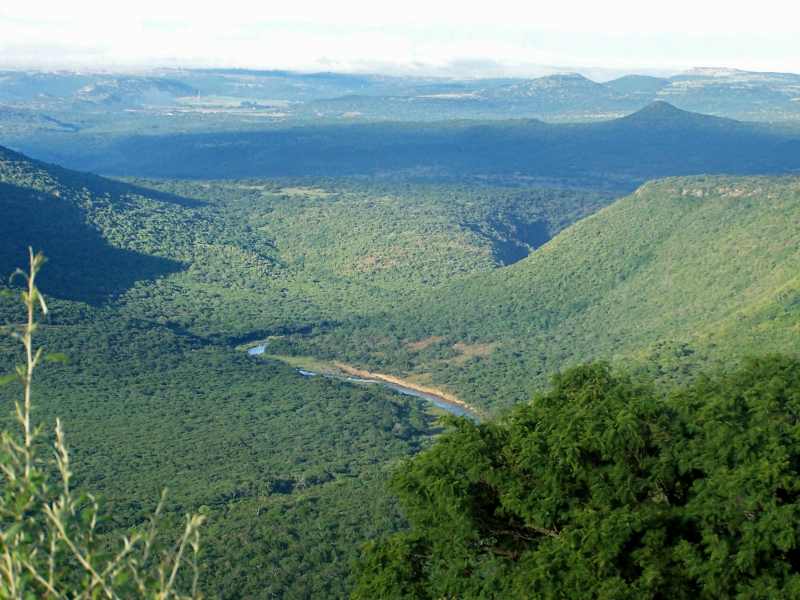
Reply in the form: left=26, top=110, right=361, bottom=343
left=1, top=67, right=800, bottom=136
left=16, top=101, right=798, bottom=186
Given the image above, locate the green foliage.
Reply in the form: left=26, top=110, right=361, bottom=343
left=125, top=177, right=609, bottom=338
left=3, top=143, right=800, bottom=597
left=1, top=142, right=611, bottom=334
left=7, top=146, right=580, bottom=597
left=354, top=358, right=800, bottom=598
left=0, top=305, right=436, bottom=598
left=301, top=176, right=800, bottom=411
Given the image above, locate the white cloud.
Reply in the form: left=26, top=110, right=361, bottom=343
left=1, top=0, right=799, bottom=74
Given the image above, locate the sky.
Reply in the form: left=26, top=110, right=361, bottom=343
left=2, top=0, right=800, bottom=78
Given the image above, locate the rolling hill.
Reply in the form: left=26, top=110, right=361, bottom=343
left=298, top=175, right=800, bottom=411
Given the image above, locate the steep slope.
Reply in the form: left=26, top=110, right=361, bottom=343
left=0, top=145, right=184, bottom=303
left=305, top=176, right=800, bottom=410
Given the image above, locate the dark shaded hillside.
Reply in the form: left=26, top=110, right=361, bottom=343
left=29, top=103, right=799, bottom=183
left=0, top=181, right=181, bottom=303
left=0, top=145, right=199, bottom=206
left=0, top=146, right=185, bottom=303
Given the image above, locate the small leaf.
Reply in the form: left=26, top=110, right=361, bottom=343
left=45, top=353, right=69, bottom=364
left=4, top=522, right=23, bottom=540
left=0, top=373, right=18, bottom=386
left=113, top=571, right=130, bottom=587
left=37, top=291, right=48, bottom=316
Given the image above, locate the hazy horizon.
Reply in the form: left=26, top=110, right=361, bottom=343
left=2, top=64, right=797, bottom=85
left=2, top=0, right=799, bottom=78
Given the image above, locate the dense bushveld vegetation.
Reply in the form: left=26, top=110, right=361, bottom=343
left=2, top=141, right=799, bottom=597
left=0, top=283, right=437, bottom=598
left=353, top=358, right=800, bottom=599
left=0, top=150, right=466, bottom=596
left=1, top=143, right=613, bottom=337
left=292, top=176, right=800, bottom=411
left=1, top=145, right=612, bottom=596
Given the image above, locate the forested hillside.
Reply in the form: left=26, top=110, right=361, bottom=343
left=0, top=145, right=192, bottom=302
left=294, top=176, right=800, bottom=411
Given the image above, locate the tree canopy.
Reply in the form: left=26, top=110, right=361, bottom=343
left=354, top=357, right=800, bottom=599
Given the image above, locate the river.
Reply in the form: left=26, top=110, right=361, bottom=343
left=247, top=344, right=479, bottom=421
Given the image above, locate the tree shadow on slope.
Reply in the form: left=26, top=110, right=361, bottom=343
left=0, top=182, right=183, bottom=304
left=53, top=168, right=206, bottom=208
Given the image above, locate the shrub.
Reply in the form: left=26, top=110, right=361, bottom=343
left=0, top=249, right=204, bottom=599
left=353, top=359, right=800, bottom=598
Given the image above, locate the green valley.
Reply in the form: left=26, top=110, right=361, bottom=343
left=0, top=143, right=613, bottom=596
left=2, top=89, right=800, bottom=598
left=292, top=176, right=800, bottom=411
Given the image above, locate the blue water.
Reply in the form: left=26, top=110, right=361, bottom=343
left=380, top=382, right=477, bottom=420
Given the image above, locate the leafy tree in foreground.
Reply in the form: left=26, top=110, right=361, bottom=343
left=0, top=249, right=204, bottom=599
left=353, top=358, right=800, bottom=599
